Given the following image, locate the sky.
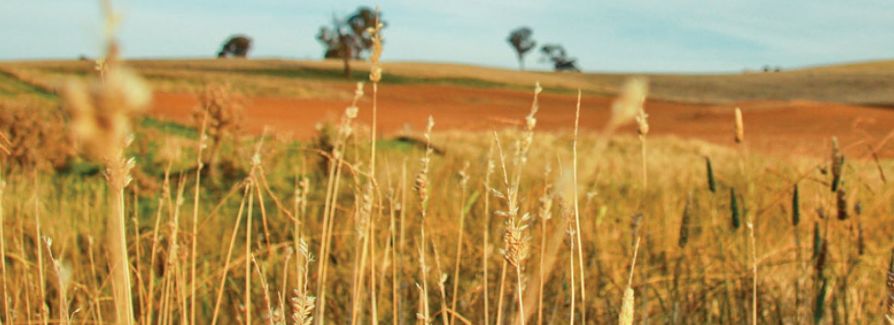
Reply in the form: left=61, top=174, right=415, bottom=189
left=1, top=0, right=893, bottom=72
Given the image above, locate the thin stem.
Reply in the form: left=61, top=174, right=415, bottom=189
left=572, top=90, right=587, bottom=323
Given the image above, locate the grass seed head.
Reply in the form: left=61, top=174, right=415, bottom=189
left=730, top=188, right=740, bottom=230
left=705, top=157, right=716, bottom=193
left=734, top=107, right=744, bottom=143
left=792, top=184, right=800, bottom=226
left=609, top=77, right=649, bottom=130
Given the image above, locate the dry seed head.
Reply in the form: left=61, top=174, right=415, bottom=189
left=830, top=137, right=844, bottom=192
left=63, top=65, right=150, bottom=163
left=836, top=186, right=848, bottom=220
left=734, top=107, right=744, bottom=143
left=424, top=115, right=434, bottom=142
left=291, top=289, right=315, bottom=325
left=635, top=108, right=649, bottom=136
left=368, top=9, right=384, bottom=83
left=525, top=82, right=542, bottom=131
left=609, top=77, right=649, bottom=129
left=458, top=161, right=470, bottom=187
left=678, top=195, right=691, bottom=248
left=502, top=216, right=531, bottom=268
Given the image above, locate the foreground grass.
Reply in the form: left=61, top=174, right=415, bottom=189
left=1, top=117, right=892, bottom=323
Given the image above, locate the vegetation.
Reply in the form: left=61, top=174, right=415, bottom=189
left=218, top=35, right=252, bottom=58
left=507, top=27, right=537, bottom=71
left=540, top=44, right=580, bottom=72
left=316, top=6, right=386, bottom=78
left=0, top=2, right=893, bottom=325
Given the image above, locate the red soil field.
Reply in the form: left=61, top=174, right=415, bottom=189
left=150, top=84, right=894, bottom=158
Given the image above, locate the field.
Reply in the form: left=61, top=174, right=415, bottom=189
left=1, top=45, right=894, bottom=325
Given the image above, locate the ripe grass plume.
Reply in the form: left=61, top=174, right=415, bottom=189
left=730, top=188, right=740, bottom=230
left=705, top=157, right=717, bottom=193
left=792, top=184, right=800, bottom=226
left=830, top=137, right=844, bottom=192
left=812, top=222, right=822, bottom=261
left=835, top=186, right=848, bottom=220
left=678, top=194, right=691, bottom=249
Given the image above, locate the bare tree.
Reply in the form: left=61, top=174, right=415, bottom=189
left=218, top=35, right=252, bottom=58
left=317, top=7, right=385, bottom=78
left=540, top=44, right=581, bottom=72
left=507, top=27, right=537, bottom=71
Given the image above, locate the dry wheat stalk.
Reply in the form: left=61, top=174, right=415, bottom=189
left=62, top=3, right=150, bottom=320
left=316, top=83, right=363, bottom=324
left=449, top=161, right=470, bottom=325
left=0, top=171, right=8, bottom=323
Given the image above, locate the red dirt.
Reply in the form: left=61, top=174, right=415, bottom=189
left=150, top=84, right=894, bottom=158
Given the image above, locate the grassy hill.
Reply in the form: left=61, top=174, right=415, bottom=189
left=2, top=58, right=893, bottom=106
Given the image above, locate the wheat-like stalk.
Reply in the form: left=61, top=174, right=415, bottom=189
left=448, top=161, right=470, bottom=325
left=292, top=239, right=316, bottom=325
left=316, top=83, right=363, bottom=324
left=0, top=170, right=8, bottom=323
left=62, top=4, right=150, bottom=321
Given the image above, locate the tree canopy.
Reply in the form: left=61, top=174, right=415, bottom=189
left=540, top=44, right=580, bottom=72
left=317, top=7, right=386, bottom=78
left=217, top=35, right=252, bottom=58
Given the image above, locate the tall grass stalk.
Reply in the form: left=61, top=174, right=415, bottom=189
left=190, top=112, right=208, bottom=325
left=482, top=145, right=495, bottom=325
left=32, top=178, right=48, bottom=325
left=210, top=183, right=250, bottom=325
left=568, top=89, right=593, bottom=324
left=0, top=170, right=8, bottom=323
left=316, top=84, right=362, bottom=324
left=449, top=162, right=470, bottom=325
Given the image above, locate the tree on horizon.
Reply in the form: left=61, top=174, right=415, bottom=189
left=507, top=27, right=537, bottom=71
left=217, top=35, right=252, bottom=58
left=317, top=7, right=386, bottom=78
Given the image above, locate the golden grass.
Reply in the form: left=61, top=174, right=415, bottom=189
left=1, top=4, right=894, bottom=324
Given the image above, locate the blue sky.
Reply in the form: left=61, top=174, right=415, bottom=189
left=2, top=0, right=893, bottom=72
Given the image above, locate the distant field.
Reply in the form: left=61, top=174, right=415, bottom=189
left=2, top=58, right=894, bottom=158
left=3, top=58, right=894, bottom=105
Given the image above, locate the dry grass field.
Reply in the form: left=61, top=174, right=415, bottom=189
left=1, top=8, right=894, bottom=325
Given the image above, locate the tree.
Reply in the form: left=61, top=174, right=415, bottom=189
left=317, top=7, right=385, bottom=78
left=507, top=27, right=536, bottom=71
left=218, top=35, right=252, bottom=58
left=540, top=44, right=581, bottom=72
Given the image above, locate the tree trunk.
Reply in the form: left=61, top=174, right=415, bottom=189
left=342, top=43, right=353, bottom=79
left=518, top=53, right=525, bottom=71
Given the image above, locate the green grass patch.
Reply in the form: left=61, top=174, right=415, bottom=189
left=0, top=70, right=57, bottom=100
left=140, top=117, right=198, bottom=139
